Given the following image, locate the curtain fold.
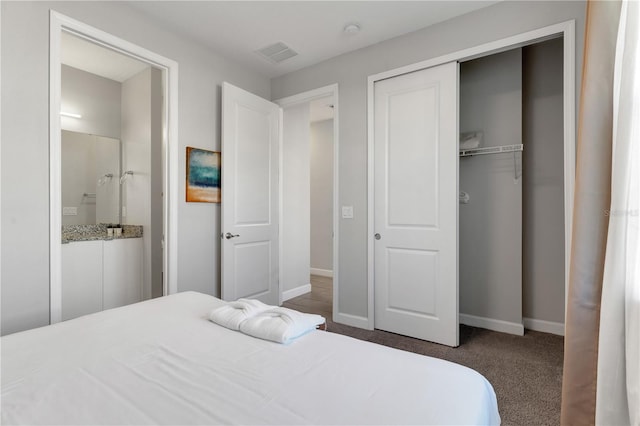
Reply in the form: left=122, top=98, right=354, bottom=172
left=596, top=1, right=640, bottom=424
left=561, top=1, right=621, bottom=424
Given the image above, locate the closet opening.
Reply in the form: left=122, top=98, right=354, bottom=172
left=458, top=36, right=566, bottom=336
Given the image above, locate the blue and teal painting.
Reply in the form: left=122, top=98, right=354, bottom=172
left=186, top=147, right=220, bottom=202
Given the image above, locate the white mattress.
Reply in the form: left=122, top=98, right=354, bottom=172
left=1, top=292, right=500, bottom=425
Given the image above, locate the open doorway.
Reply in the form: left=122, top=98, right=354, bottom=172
left=458, top=37, right=566, bottom=337
left=277, top=86, right=338, bottom=323
left=300, top=97, right=334, bottom=319
left=49, top=11, right=179, bottom=323
left=58, top=32, right=164, bottom=321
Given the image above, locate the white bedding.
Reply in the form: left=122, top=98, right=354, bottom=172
left=1, top=292, right=500, bottom=425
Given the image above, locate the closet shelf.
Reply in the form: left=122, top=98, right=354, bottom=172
left=459, top=144, right=523, bottom=157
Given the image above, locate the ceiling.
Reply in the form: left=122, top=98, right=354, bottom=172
left=62, top=31, right=149, bottom=82
left=126, top=1, right=499, bottom=78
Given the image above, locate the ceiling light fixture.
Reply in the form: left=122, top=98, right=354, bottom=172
left=343, top=23, right=361, bottom=34
left=60, top=111, right=82, bottom=119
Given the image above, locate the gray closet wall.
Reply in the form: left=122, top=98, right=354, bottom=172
left=459, top=49, right=523, bottom=326
left=460, top=38, right=566, bottom=329
left=522, top=38, right=566, bottom=324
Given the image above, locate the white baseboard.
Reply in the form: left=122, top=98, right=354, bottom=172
left=460, top=313, right=524, bottom=336
left=310, top=268, right=333, bottom=278
left=523, top=317, right=565, bottom=336
left=334, top=312, right=371, bottom=329
left=281, top=283, right=311, bottom=302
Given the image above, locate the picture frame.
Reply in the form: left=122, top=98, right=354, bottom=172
left=186, top=147, right=220, bottom=203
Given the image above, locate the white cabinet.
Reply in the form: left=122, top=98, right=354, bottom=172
left=62, top=241, right=103, bottom=321
left=103, top=238, right=143, bottom=309
left=61, top=238, right=143, bottom=321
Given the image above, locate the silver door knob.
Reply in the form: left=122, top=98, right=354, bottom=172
left=374, top=233, right=381, bottom=240
left=225, top=232, right=240, bottom=239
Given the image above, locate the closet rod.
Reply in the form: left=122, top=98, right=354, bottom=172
left=459, top=144, right=523, bottom=157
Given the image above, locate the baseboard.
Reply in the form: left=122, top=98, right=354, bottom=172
left=281, top=283, right=311, bottom=302
left=334, top=312, right=371, bottom=329
left=460, top=313, right=524, bottom=336
left=310, top=268, right=333, bottom=278
left=523, top=317, right=565, bottom=336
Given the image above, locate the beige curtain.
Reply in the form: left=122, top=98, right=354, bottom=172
left=596, top=1, right=640, bottom=424
left=561, top=1, right=621, bottom=424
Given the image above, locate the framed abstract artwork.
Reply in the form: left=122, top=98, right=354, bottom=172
left=186, top=147, right=220, bottom=203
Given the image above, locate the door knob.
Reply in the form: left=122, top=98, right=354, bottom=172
left=225, top=232, right=240, bottom=239
left=374, top=233, right=381, bottom=240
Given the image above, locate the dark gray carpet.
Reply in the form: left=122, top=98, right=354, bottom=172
left=326, top=321, right=563, bottom=426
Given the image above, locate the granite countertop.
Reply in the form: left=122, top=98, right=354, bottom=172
left=62, top=224, right=143, bottom=243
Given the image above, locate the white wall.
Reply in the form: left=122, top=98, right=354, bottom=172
left=149, top=68, right=164, bottom=299
left=459, top=49, right=523, bottom=326
left=310, top=119, right=333, bottom=272
left=282, top=104, right=311, bottom=294
left=121, top=66, right=159, bottom=300
left=1, top=1, right=270, bottom=335
left=522, top=38, right=566, bottom=324
left=94, top=135, right=121, bottom=224
left=61, top=65, right=121, bottom=139
left=271, top=1, right=585, bottom=321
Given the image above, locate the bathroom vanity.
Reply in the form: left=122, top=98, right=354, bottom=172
left=62, top=225, right=143, bottom=321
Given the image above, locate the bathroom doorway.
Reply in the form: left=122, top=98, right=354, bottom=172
left=49, top=12, right=179, bottom=322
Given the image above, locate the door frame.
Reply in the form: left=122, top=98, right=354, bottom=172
left=274, top=84, right=339, bottom=318
left=49, top=11, right=179, bottom=323
left=367, top=20, right=576, bottom=331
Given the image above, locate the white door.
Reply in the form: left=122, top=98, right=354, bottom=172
left=221, top=82, right=281, bottom=305
left=373, top=62, right=459, bottom=347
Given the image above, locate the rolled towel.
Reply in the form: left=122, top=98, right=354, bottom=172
left=459, top=131, right=483, bottom=150
left=209, top=298, right=270, bottom=330
left=239, top=307, right=326, bottom=344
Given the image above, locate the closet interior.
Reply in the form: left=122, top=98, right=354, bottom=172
left=458, top=37, right=566, bottom=335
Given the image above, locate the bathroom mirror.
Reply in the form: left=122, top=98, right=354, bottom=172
left=60, top=30, right=154, bottom=228
left=61, top=130, right=121, bottom=225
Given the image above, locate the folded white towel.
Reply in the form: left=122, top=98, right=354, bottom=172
left=209, top=298, right=270, bottom=330
left=460, top=131, right=483, bottom=150
left=239, top=307, right=325, bottom=344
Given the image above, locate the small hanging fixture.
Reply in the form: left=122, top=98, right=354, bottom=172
left=97, top=173, right=113, bottom=186
left=459, top=191, right=470, bottom=204
left=120, top=171, right=134, bottom=184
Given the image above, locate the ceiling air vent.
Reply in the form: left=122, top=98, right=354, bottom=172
left=255, top=42, right=298, bottom=64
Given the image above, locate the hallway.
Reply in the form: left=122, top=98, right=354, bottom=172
left=282, top=275, right=332, bottom=320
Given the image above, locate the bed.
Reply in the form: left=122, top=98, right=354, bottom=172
left=1, top=292, right=500, bottom=425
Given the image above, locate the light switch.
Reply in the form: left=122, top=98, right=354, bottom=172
left=341, top=205, right=354, bottom=219
left=63, top=207, right=78, bottom=216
